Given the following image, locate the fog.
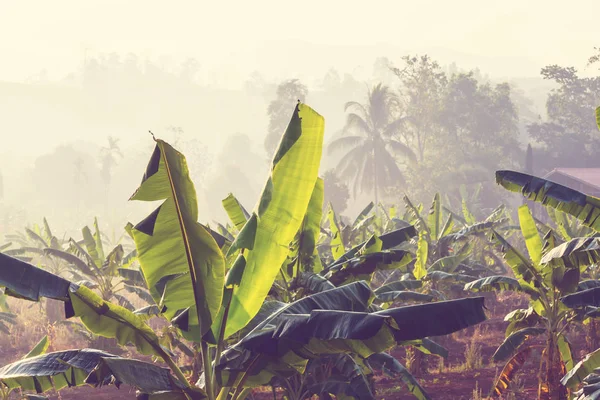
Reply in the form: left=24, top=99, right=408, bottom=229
left=1, top=0, right=599, bottom=235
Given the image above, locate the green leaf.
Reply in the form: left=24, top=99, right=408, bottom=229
left=561, top=347, right=600, bottom=388
left=222, top=193, right=250, bottom=232
left=561, top=287, right=600, bottom=309
left=0, top=349, right=113, bottom=393
left=465, top=276, right=523, bottom=293
left=43, top=248, right=96, bottom=277
left=596, top=106, right=600, bottom=130
left=367, top=353, right=430, bottom=400
left=518, top=205, right=542, bottom=266
left=374, top=280, right=423, bottom=294
left=398, top=338, right=448, bottom=359
left=404, top=196, right=429, bottom=238
left=374, top=290, right=433, bottom=303
left=296, top=178, right=324, bottom=274
left=541, top=237, right=600, bottom=270
left=425, top=271, right=475, bottom=283
left=23, top=336, right=49, bottom=359
left=25, top=228, right=48, bottom=248
left=224, top=103, right=324, bottom=337
left=413, top=232, right=428, bottom=280
left=490, top=229, right=539, bottom=283
left=492, top=327, right=545, bottom=362
left=352, top=202, right=375, bottom=229
left=462, top=199, right=476, bottom=226
left=130, top=139, right=226, bottom=338
left=93, top=218, right=105, bottom=262
left=0, top=253, right=71, bottom=301
left=82, top=226, right=102, bottom=268
left=68, top=284, right=164, bottom=356
left=327, top=203, right=345, bottom=260
left=428, top=193, right=442, bottom=240
left=557, top=333, right=573, bottom=372
left=324, top=249, right=412, bottom=286
left=496, top=170, right=600, bottom=232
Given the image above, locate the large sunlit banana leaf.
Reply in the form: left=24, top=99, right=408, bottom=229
left=222, top=193, right=250, bottom=232
left=223, top=103, right=324, bottom=337
left=130, top=139, right=226, bottom=337
left=517, top=205, right=543, bottom=267
left=496, top=170, right=600, bottom=232
left=68, top=285, right=165, bottom=356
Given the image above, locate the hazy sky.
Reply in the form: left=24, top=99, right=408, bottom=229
left=1, top=0, right=599, bottom=87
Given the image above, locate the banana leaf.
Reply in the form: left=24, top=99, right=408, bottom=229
left=222, top=103, right=324, bottom=338
left=0, top=253, right=70, bottom=301
left=492, top=327, right=545, bottom=362
left=541, top=237, right=600, bottom=270
left=367, top=353, right=429, bottom=400
left=0, top=349, right=201, bottom=397
left=562, top=347, right=600, bottom=389
left=496, top=170, right=600, bottom=232
left=323, top=249, right=412, bottom=286
left=222, top=193, right=250, bottom=232
left=130, top=139, right=226, bottom=338
left=465, top=276, right=523, bottom=293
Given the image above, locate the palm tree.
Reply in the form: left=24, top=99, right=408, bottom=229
left=328, top=83, right=415, bottom=205
left=100, top=136, right=123, bottom=186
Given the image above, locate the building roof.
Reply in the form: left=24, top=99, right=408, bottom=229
left=543, top=168, right=600, bottom=191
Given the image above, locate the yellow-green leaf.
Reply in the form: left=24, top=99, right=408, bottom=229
left=414, top=232, right=428, bottom=280
left=222, top=194, right=249, bottom=232
left=518, top=205, right=542, bottom=267
left=130, top=140, right=226, bottom=338
left=224, top=103, right=324, bottom=338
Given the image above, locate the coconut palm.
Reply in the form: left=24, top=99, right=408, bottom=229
left=328, top=83, right=415, bottom=205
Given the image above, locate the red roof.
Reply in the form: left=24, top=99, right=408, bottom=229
left=543, top=168, right=600, bottom=191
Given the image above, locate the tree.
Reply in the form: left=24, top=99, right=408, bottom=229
left=264, top=79, right=308, bottom=157
left=411, top=72, right=520, bottom=208
left=391, top=55, right=447, bottom=164
left=527, top=65, right=600, bottom=171
left=100, top=136, right=123, bottom=186
left=323, top=169, right=350, bottom=215
left=328, top=83, right=416, bottom=205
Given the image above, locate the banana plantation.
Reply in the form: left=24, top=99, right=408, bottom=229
left=1, top=104, right=600, bottom=400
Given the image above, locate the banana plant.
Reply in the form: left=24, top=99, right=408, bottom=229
left=465, top=204, right=586, bottom=400
left=42, top=218, right=146, bottom=309
left=0, top=103, right=489, bottom=400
